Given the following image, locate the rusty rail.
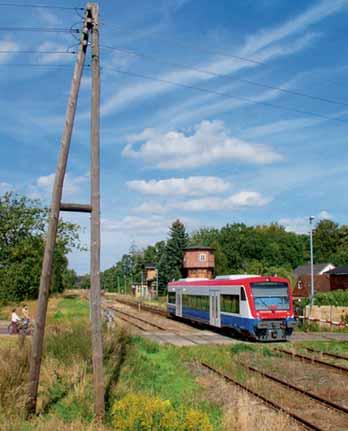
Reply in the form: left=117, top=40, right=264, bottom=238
left=107, top=305, right=200, bottom=345
left=276, top=348, right=348, bottom=373
left=199, top=361, right=324, bottom=431
left=240, top=362, right=348, bottom=415
left=303, top=347, right=348, bottom=362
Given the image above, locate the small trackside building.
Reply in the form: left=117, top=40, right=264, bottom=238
left=182, top=246, right=215, bottom=279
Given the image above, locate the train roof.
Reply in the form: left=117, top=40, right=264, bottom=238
left=168, top=275, right=289, bottom=287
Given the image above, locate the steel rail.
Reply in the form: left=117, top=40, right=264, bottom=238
left=107, top=305, right=201, bottom=345
left=108, top=306, right=166, bottom=331
left=240, top=362, right=348, bottom=416
left=199, top=361, right=324, bottom=431
left=303, top=347, right=348, bottom=362
left=107, top=295, right=167, bottom=316
left=276, top=348, right=348, bottom=373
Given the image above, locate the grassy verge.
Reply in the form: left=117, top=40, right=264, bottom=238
left=108, top=336, right=221, bottom=429
left=0, top=296, right=223, bottom=430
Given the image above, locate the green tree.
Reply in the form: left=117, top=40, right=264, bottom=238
left=158, top=220, right=188, bottom=294
left=0, top=192, right=81, bottom=302
left=313, top=219, right=340, bottom=263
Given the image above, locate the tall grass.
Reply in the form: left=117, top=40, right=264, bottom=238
left=0, top=338, right=30, bottom=419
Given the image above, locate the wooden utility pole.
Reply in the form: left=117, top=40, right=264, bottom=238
left=26, top=3, right=105, bottom=418
left=89, top=2, right=105, bottom=417
left=26, top=9, right=90, bottom=417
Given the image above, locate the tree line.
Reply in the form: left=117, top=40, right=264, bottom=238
left=2, top=191, right=347, bottom=301
left=100, top=218, right=348, bottom=294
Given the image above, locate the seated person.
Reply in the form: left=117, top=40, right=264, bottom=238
left=11, top=308, right=21, bottom=333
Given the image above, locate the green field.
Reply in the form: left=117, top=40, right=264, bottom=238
left=1, top=295, right=347, bottom=431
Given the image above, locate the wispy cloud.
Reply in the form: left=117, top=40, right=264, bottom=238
left=29, top=173, right=89, bottom=201
left=136, top=190, right=271, bottom=213
left=127, top=176, right=231, bottom=196
left=0, top=38, right=19, bottom=64
left=98, top=0, right=342, bottom=117
left=241, top=0, right=348, bottom=55
left=0, top=182, right=14, bottom=194
left=102, top=215, right=173, bottom=235
left=123, top=120, right=283, bottom=169
left=279, top=210, right=333, bottom=234
left=37, top=41, right=72, bottom=64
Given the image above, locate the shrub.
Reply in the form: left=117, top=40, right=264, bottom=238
left=111, top=392, right=213, bottom=431
left=314, top=290, right=348, bottom=306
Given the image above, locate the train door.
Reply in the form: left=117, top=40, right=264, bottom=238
left=176, top=288, right=182, bottom=317
left=209, top=290, right=221, bottom=327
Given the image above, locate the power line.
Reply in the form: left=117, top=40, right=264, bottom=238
left=101, top=44, right=348, bottom=108
left=0, top=49, right=76, bottom=54
left=107, top=24, right=345, bottom=88
left=0, top=2, right=83, bottom=10
left=104, top=66, right=348, bottom=124
left=0, top=26, right=79, bottom=33
left=108, top=25, right=266, bottom=66
left=0, top=63, right=85, bottom=69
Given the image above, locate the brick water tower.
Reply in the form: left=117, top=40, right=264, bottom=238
left=183, top=246, right=215, bottom=279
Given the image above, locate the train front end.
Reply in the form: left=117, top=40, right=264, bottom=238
left=248, top=278, right=296, bottom=341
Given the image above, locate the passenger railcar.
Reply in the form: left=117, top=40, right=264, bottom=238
left=167, top=275, right=296, bottom=341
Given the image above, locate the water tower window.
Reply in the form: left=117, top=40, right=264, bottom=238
left=199, top=253, right=206, bottom=262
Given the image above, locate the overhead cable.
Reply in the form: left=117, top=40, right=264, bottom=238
left=101, top=44, right=348, bottom=108
left=106, top=25, right=345, bottom=87
left=0, top=49, right=76, bottom=54
left=0, top=26, right=79, bottom=33
left=0, top=2, right=83, bottom=10
left=104, top=66, right=347, bottom=124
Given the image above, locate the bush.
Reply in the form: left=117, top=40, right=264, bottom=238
left=314, top=290, right=348, bottom=306
left=111, top=392, right=213, bottom=431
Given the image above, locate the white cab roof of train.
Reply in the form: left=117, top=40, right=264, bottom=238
left=215, top=275, right=261, bottom=280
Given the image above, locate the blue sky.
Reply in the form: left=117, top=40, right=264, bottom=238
left=1, top=0, right=348, bottom=274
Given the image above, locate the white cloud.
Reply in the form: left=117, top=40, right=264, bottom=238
left=0, top=38, right=19, bottom=64
left=175, top=191, right=271, bottom=212
left=31, top=173, right=89, bottom=200
left=123, top=120, right=282, bottom=169
left=37, top=42, right=72, bottom=64
left=136, top=191, right=271, bottom=213
left=102, top=215, right=172, bottom=235
left=127, top=176, right=231, bottom=196
left=0, top=182, right=14, bottom=193
left=279, top=210, right=333, bottom=234
left=38, top=8, right=61, bottom=26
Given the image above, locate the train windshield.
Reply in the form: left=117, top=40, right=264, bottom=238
left=251, top=282, right=290, bottom=310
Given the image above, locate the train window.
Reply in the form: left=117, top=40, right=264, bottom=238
left=240, top=287, right=246, bottom=301
left=221, top=295, right=240, bottom=314
left=168, top=292, right=176, bottom=304
left=182, top=295, right=209, bottom=311
left=251, top=282, right=289, bottom=310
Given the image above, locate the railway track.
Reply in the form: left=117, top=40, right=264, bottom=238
left=303, top=347, right=348, bottom=362
left=200, top=361, right=348, bottom=431
left=240, top=362, right=348, bottom=415
left=106, top=296, right=167, bottom=316
left=107, top=305, right=201, bottom=345
left=275, top=348, right=348, bottom=373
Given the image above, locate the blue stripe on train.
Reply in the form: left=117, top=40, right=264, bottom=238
left=168, top=305, right=295, bottom=337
